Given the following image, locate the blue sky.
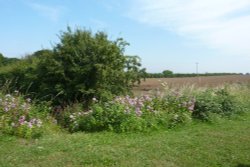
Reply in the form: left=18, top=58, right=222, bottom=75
left=1, top=0, right=250, bottom=73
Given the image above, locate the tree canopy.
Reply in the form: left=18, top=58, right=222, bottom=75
left=0, top=27, right=145, bottom=105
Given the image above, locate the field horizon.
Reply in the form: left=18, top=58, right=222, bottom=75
left=134, top=75, right=250, bottom=95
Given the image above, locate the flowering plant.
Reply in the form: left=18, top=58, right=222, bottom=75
left=0, top=92, right=43, bottom=138
left=62, top=94, right=195, bottom=132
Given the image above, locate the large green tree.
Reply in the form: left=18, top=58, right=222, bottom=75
left=162, top=70, right=173, bottom=77
left=35, top=27, right=145, bottom=104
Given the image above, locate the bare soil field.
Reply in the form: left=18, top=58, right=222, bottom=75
left=134, top=75, right=250, bottom=94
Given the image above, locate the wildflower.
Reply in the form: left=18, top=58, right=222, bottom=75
left=92, top=97, right=98, bottom=103
left=187, top=98, right=196, bottom=112
left=4, top=107, right=9, bottom=112
left=28, top=122, right=33, bottom=128
left=69, top=115, right=75, bottom=119
left=21, top=103, right=30, bottom=111
left=135, top=107, right=142, bottom=116
left=152, top=110, right=158, bottom=114
left=11, top=103, right=16, bottom=108
left=5, top=94, right=11, bottom=98
left=137, top=101, right=144, bottom=107
left=173, top=114, right=179, bottom=120
left=30, top=118, right=36, bottom=124
left=124, top=106, right=131, bottom=114
left=188, top=103, right=195, bottom=112
left=143, top=95, right=152, bottom=101
left=26, top=98, right=31, bottom=103
left=11, top=97, right=15, bottom=102
left=52, top=119, right=57, bottom=124
left=36, top=119, right=42, bottom=127
left=19, top=116, right=26, bottom=125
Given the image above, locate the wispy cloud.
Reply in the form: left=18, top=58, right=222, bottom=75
left=129, top=0, right=250, bottom=56
left=28, top=2, right=64, bottom=22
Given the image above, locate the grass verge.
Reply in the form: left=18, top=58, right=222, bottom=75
left=0, top=113, right=250, bottom=167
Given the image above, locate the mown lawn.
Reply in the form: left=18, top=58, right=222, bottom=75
left=1, top=114, right=250, bottom=167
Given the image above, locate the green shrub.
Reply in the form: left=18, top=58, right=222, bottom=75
left=192, top=88, right=238, bottom=121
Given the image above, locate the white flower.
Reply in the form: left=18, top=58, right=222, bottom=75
left=26, top=98, right=31, bottom=103
left=69, top=115, right=75, bottom=119
left=5, top=94, right=11, bottom=98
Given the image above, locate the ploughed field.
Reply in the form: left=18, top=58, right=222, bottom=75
left=134, top=75, right=250, bottom=94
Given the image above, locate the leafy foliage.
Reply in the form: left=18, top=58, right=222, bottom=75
left=192, top=88, right=238, bottom=121
left=0, top=27, right=145, bottom=105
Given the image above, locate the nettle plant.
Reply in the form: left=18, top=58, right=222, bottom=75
left=0, top=92, right=43, bottom=138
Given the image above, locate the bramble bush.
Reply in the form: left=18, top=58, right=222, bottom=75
left=0, top=92, right=45, bottom=138
left=192, top=88, right=239, bottom=121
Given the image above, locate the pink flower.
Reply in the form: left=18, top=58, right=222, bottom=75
left=19, top=116, right=26, bottom=124
left=135, top=107, right=142, bottom=116
left=4, top=107, right=9, bottom=112
left=28, top=122, right=33, bottom=128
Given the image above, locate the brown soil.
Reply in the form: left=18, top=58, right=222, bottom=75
left=133, top=75, right=250, bottom=94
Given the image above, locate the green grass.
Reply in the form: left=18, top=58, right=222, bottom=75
left=1, top=114, right=250, bottom=167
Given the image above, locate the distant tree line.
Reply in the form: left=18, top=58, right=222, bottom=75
left=0, top=53, right=19, bottom=66
left=146, top=70, right=243, bottom=78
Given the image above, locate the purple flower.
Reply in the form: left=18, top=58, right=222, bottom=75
left=19, top=116, right=26, bottom=125
left=135, top=107, right=142, bottom=116
left=4, top=107, right=9, bottom=112
left=11, top=103, right=16, bottom=108
left=143, top=95, right=152, bottom=101
left=28, top=122, right=33, bottom=128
